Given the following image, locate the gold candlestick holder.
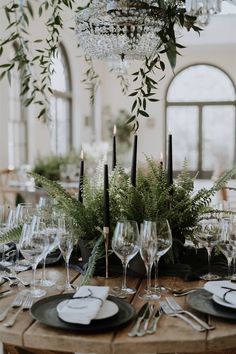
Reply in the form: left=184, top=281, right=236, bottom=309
left=103, top=226, right=109, bottom=279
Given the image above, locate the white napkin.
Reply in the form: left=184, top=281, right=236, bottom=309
left=204, top=280, right=236, bottom=305
left=57, top=285, right=109, bottom=325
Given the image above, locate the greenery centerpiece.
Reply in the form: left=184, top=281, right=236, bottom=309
left=25, top=158, right=234, bottom=280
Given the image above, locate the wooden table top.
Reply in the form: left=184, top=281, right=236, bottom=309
left=1, top=266, right=236, bottom=354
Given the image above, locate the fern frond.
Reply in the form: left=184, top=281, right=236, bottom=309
left=0, top=225, right=22, bottom=244
left=80, top=235, right=104, bottom=285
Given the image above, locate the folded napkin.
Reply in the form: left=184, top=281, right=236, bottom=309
left=57, top=285, right=109, bottom=325
left=204, top=280, right=236, bottom=305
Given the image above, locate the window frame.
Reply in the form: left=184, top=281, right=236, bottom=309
left=51, top=43, right=73, bottom=155
left=165, top=63, right=236, bottom=179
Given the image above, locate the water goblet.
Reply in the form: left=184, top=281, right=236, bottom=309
left=139, top=220, right=159, bottom=301
left=58, top=217, right=75, bottom=291
left=19, top=221, right=49, bottom=297
left=152, top=219, right=172, bottom=293
left=111, top=221, right=139, bottom=297
left=194, top=217, right=221, bottom=280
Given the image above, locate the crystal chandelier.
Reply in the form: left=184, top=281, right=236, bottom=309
left=76, top=0, right=164, bottom=63
left=75, top=0, right=222, bottom=63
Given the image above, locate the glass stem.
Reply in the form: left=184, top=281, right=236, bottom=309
left=121, top=260, right=128, bottom=290
left=15, top=244, right=19, bottom=265
left=228, top=258, right=232, bottom=278
left=154, top=256, right=160, bottom=288
left=42, top=257, right=46, bottom=282
left=206, top=247, right=212, bottom=275
left=233, top=256, right=236, bottom=275
left=65, top=260, right=70, bottom=288
left=32, top=263, right=37, bottom=291
left=146, top=263, right=152, bottom=295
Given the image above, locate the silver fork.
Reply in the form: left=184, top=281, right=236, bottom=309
left=3, top=294, right=33, bottom=327
left=160, top=300, right=206, bottom=332
left=0, top=292, right=25, bottom=321
left=166, top=297, right=215, bottom=330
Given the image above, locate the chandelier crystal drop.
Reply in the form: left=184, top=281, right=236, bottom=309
left=75, top=0, right=163, bottom=62
left=185, top=0, right=222, bottom=26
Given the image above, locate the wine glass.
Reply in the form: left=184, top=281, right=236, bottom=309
left=139, top=220, right=159, bottom=301
left=219, top=218, right=236, bottom=279
left=58, top=217, right=75, bottom=291
left=19, top=221, right=49, bottom=297
left=111, top=221, right=139, bottom=297
left=13, top=203, right=35, bottom=272
left=37, top=217, right=59, bottom=287
left=152, top=219, right=172, bottom=293
left=194, top=217, right=221, bottom=280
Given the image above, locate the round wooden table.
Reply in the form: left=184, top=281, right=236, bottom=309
left=1, top=266, right=236, bottom=354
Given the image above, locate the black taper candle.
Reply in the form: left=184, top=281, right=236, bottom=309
left=131, top=134, right=138, bottom=187
left=167, top=134, right=173, bottom=190
left=104, top=164, right=110, bottom=228
left=78, top=150, right=84, bottom=203
left=112, top=125, right=117, bottom=170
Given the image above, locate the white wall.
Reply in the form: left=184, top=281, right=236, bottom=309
left=0, top=3, right=236, bottom=169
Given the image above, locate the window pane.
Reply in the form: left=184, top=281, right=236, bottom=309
left=51, top=48, right=70, bottom=92
left=167, top=106, right=199, bottom=170
left=56, top=98, right=70, bottom=155
left=202, top=105, right=235, bottom=172
left=167, top=65, right=235, bottom=102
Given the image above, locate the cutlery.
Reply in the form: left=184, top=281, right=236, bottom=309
left=0, top=292, right=25, bottom=321
left=136, top=304, right=153, bottom=336
left=146, top=307, right=163, bottom=334
left=0, top=289, right=12, bottom=297
left=160, top=300, right=206, bottom=332
left=166, top=297, right=215, bottom=330
left=3, top=294, right=33, bottom=327
left=128, top=303, right=149, bottom=337
left=5, top=275, right=30, bottom=287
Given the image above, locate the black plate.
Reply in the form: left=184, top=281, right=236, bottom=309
left=30, top=294, right=135, bottom=333
left=187, top=289, right=236, bottom=320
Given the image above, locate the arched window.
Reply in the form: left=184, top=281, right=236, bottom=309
left=8, top=46, right=28, bottom=168
left=166, top=64, right=236, bottom=178
left=50, top=45, right=72, bottom=155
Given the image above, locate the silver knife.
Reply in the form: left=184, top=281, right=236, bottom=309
left=136, top=304, right=152, bottom=336
left=146, top=307, right=162, bottom=334
left=128, top=303, right=149, bottom=337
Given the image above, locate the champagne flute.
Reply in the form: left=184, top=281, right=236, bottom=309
left=58, top=217, right=75, bottom=291
left=112, top=221, right=139, bottom=297
left=152, top=219, right=172, bottom=293
left=19, top=221, right=49, bottom=297
left=139, top=220, right=159, bottom=301
left=194, top=217, right=221, bottom=280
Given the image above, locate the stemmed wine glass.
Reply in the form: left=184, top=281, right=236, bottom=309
left=13, top=203, right=35, bottom=272
left=219, top=218, right=236, bottom=279
left=139, top=220, right=159, bottom=301
left=151, top=219, right=172, bottom=293
left=58, top=217, right=75, bottom=291
left=19, top=221, right=49, bottom=297
left=111, top=221, right=139, bottom=297
left=194, top=217, right=221, bottom=280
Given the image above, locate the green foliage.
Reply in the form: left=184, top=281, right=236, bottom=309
left=33, top=153, right=80, bottom=181
left=0, top=225, right=22, bottom=244
left=0, top=0, right=202, bottom=128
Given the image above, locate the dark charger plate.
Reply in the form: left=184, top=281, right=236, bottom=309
left=187, top=289, right=236, bottom=320
left=30, top=294, right=135, bottom=333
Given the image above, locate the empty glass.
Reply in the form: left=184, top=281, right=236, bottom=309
left=219, top=218, right=236, bottom=279
left=112, top=221, right=139, bottom=297
left=19, top=221, right=49, bottom=297
left=58, top=217, right=75, bottom=291
left=139, top=221, right=159, bottom=301
left=194, top=217, right=221, bottom=280
left=152, top=219, right=172, bottom=293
